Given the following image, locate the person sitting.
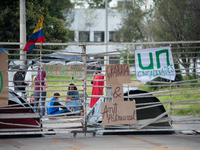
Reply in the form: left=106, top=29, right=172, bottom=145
left=66, top=83, right=79, bottom=101
left=65, top=83, right=82, bottom=113
left=47, top=93, right=72, bottom=115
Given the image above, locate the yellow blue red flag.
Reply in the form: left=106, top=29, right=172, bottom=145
left=23, top=15, right=45, bottom=51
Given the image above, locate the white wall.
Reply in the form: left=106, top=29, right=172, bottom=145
left=66, top=9, right=124, bottom=55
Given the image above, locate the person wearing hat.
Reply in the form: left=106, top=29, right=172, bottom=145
left=13, top=68, right=29, bottom=98
left=90, top=66, right=104, bottom=108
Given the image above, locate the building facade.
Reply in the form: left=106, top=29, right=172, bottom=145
left=65, top=9, right=123, bottom=65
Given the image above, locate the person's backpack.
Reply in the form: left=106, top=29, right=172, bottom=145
left=14, top=72, right=26, bottom=91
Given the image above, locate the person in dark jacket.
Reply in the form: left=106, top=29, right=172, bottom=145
left=47, top=93, right=72, bottom=115
left=13, top=69, right=29, bottom=97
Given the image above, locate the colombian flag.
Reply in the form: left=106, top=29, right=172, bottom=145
left=23, top=15, right=45, bottom=51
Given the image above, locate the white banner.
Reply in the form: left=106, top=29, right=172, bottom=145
left=135, top=46, right=176, bottom=84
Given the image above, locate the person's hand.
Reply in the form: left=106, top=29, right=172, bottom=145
left=66, top=97, right=71, bottom=100
left=68, top=109, right=72, bottom=112
left=27, top=82, right=30, bottom=85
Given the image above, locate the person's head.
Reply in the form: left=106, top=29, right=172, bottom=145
left=54, top=93, right=60, bottom=100
left=19, top=69, right=26, bottom=75
left=13, top=69, right=26, bottom=83
left=95, top=66, right=102, bottom=74
left=68, top=83, right=77, bottom=91
left=36, top=69, right=46, bottom=80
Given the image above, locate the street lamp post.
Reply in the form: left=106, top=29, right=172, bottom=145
left=20, top=0, right=26, bottom=68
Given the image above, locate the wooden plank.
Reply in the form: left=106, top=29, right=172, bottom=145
left=0, top=121, right=40, bottom=128
left=42, top=111, right=82, bottom=118
left=42, top=118, right=83, bottom=124
left=0, top=128, right=40, bottom=132
left=0, top=113, right=40, bottom=119
left=43, top=123, right=82, bottom=128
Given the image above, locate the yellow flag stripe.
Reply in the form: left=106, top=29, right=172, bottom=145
left=33, top=14, right=43, bottom=33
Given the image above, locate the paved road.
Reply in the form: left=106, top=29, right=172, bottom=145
left=1, top=115, right=200, bottom=150
left=0, top=131, right=200, bottom=150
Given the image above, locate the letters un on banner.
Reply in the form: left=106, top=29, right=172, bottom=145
left=44, top=65, right=83, bottom=77
left=135, top=46, right=176, bottom=84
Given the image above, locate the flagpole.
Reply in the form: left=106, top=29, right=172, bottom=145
left=39, top=41, right=42, bottom=123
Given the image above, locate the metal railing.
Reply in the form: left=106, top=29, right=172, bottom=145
left=0, top=41, right=200, bottom=136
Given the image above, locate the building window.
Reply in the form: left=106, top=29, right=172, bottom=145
left=69, top=30, right=75, bottom=42
left=109, top=57, right=120, bottom=64
left=79, top=31, right=90, bottom=42
left=109, top=31, right=116, bottom=42
left=94, top=31, right=104, bottom=42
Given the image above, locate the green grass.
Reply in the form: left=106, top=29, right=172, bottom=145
left=32, top=75, right=94, bottom=100
left=32, top=75, right=200, bottom=115
left=140, top=82, right=200, bottom=115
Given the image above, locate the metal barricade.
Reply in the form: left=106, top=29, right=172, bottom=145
left=0, top=41, right=200, bottom=136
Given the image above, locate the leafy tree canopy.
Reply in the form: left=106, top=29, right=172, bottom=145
left=0, top=0, right=74, bottom=58
left=151, top=0, right=200, bottom=79
left=116, top=0, right=153, bottom=43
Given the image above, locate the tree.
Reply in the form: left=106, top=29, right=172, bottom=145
left=151, top=0, right=200, bottom=79
left=47, top=0, right=74, bottom=28
left=0, top=0, right=74, bottom=59
left=116, top=0, right=153, bottom=71
left=116, top=46, right=135, bottom=66
left=116, top=0, right=153, bottom=44
left=115, top=0, right=183, bottom=87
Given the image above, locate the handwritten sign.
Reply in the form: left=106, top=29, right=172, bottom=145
left=112, top=84, right=124, bottom=102
left=44, top=65, right=83, bottom=77
left=106, top=64, right=131, bottom=85
left=0, top=51, right=8, bottom=106
left=101, top=101, right=137, bottom=126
